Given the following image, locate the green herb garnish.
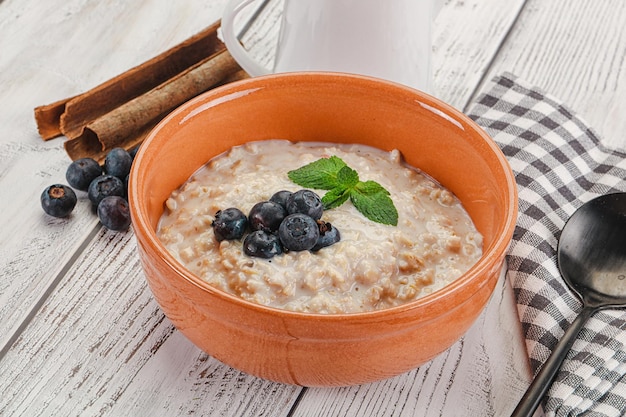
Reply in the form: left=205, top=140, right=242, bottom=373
left=288, top=156, right=398, bottom=226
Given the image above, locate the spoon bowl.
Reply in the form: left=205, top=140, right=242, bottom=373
left=559, top=194, right=626, bottom=307
left=512, top=192, right=626, bottom=416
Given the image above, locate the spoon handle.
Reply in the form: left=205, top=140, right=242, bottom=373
left=511, top=305, right=596, bottom=417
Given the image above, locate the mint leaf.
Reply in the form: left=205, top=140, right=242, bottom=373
left=336, top=165, right=359, bottom=188
left=354, top=180, right=389, bottom=196
left=288, top=156, right=347, bottom=190
left=321, top=186, right=351, bottom=209
left=288, top=155, right=398, bottom=226
left=350, top=181, right=398, bottom=225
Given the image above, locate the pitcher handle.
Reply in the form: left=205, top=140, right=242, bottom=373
left=222, top=0, right=271, bottom=77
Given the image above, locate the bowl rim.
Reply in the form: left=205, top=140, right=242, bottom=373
left=129, top=71, right=518, bottom=321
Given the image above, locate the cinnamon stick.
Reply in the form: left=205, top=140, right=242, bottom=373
left=64, top=49, right=245, bottom=162
left=34, top=20, right=248, bottom=162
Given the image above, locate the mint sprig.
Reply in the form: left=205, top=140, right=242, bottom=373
left=287, top=156, right=398, bottom=226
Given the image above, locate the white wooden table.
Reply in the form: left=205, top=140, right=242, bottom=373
left=1, top=0, right=624, bottom=416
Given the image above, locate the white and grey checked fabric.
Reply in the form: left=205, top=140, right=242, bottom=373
left=467, top=73, right=626, bottom=417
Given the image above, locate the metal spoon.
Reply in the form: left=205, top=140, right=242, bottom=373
left=512, top=192, right=626, bottom=417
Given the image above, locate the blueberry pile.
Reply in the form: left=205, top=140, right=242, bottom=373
left=40, top=147, right=137, bottom=232
left=212, top=189, right=341, bottom=259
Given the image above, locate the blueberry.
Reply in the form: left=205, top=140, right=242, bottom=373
left=88, top=175, right=125, bottom=207
left=286, top=189, right=323, bottom=220
left=243, top=230, right=283, bottom=259
left=104, top=147, right=133, bottom=180
left=269, top=190, right=293, bottom=209
left=212, top=208, right=248, bottom=241
left=128, top=144, right=140, bottom=160
left=248, top=201, right=286, bottom=233
left=65, top=158, right=103, bottom=191
left=97, top=196, right=131, bottom=231
left=41, top=184, right=77, bottom=218
left=279, top=213, right=320, bottom=251
left=312, top=221, right=341, bottom=251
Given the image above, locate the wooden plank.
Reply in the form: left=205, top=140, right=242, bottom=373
left=432, top=0, right=527, bottom=110
left=0, top=141, right=101, bottom=355
left=482, top=0, right=626, bottom=148
left=0, top=228, right=301, bottom=416
left=0, top=0, right=230, bottom=353
left=0, top=0, right=538, bottom=415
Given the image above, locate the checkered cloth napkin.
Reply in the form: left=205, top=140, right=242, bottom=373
left=467, top=73, right=626, bottom=417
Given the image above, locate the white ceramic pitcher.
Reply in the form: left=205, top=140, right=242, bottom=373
left=222, top=0, right=441, bottom=93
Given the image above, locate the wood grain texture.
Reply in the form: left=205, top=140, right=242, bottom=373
left=0, top=0, right=533, bottom=416
left=0, top=0, right=228, bottom=354
left=432, top=0, right=527, bottom=110
left=483, top=0, right=626, bottom=149
left=0, top=228, right=301, bottom=417
left=5, top=0, right=626, bottom=415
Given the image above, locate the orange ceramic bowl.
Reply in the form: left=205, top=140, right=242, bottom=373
left=129, top=72, right=517, bottom=387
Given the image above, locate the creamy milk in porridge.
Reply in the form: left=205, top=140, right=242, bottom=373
left=157, top=140, right=482, bottom=314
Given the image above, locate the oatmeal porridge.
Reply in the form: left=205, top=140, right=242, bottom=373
left=157, top=140, right=483, bottom=314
